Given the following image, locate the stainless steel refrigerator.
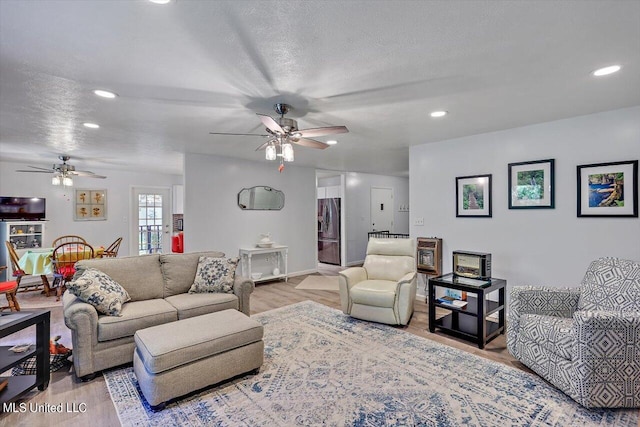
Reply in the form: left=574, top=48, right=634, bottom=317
left=318, top=198, right=341, bottom=265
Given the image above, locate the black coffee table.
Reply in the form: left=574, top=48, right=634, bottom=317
left=0, top=310, right=50, bottom=405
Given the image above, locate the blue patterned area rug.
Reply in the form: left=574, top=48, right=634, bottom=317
left=104, top=301, right=637, bottom=426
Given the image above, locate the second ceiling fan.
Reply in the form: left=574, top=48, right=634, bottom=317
left=209, top=103, right=348, bottom=172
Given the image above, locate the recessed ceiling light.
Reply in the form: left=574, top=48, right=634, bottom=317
left=430, top=111, right=448, bottom=118
left=592, top=65, right=621, bottom=77
left=327, top=140, right=338, bottom=145
left=83, top=122, right=100, bottom=129
left=149, top=0, right=171, bottom=4
left=93, top=89, right=117, bottom=99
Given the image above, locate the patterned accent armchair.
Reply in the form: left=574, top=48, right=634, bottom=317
left=507, top=257, right=640, bottom=408
left=339, top=238, right=417, bottom=325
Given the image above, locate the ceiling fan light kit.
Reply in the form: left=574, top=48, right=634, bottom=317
left=52, top=174, right=73, bottom=187
left=16, top=155, right=106, bottom=186
left=209, top=103, right=348, bottom=172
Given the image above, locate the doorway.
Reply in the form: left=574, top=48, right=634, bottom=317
left=131, top=187, right=171, bottom=256
left=371, top=187, right=394, bottom=232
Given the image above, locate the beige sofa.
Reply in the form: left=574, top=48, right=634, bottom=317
left=62, top=251, right=254, bottom=379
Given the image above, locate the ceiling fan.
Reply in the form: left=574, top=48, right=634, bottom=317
left=16, top=155, right=106, bottom=186
left=209, top=103, right=348, bottom=172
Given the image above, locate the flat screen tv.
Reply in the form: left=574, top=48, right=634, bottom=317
left=0, top=197, right=46, bottom=220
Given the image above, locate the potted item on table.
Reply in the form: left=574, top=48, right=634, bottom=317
left=257, top=233, right=273, bottom=248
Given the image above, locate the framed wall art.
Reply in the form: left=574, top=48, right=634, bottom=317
left=456, top=174, right=492, bottom=217
left=577, top=160, right=638, bottom=217
left=75, top=189, right=107, bottom=221
left=508, top=159, right=555, bottom=209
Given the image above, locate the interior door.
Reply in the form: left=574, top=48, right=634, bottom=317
left=131, top=187, right=171, bottom=256
left=371, top=187, right=394, bottom=232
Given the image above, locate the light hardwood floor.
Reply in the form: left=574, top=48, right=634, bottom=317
left=1, top=272, right=637, bottom=427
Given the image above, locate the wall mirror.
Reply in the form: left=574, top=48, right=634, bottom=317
left=238, top=186, right=285, bottom=210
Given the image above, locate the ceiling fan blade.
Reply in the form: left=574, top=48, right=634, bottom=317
left=257, top=113, right=284, bottom=135
left=28, top=165, right=55, bottom=171
left=291, top=138, right=330, bottom=150
left=209, top=132, right=269, bottom=137
left=73, top=170, right=107, bottom=178
left=255, top=141, right=270, bottom=151
left=298, top=126, right=349, bottom=138
left=16, top=169, right=54, bottom=173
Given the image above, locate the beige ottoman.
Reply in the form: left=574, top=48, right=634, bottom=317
left=133, top=309, right=264, bottom=410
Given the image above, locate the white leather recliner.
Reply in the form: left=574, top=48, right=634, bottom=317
left=339, top=238, right=417, bottom=325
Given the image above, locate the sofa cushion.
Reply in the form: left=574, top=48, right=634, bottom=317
left=76, top=254, right=164, bottom=301
left=577, top=257, right=640, bottom=312
left=165, top=293, right=238, bottom=320
left=135, top=309, right=263, bottom=374
left=160, top=251, right=225, bottom=297
left=519, top=313, right=574, bottom=361
left=67, top=268, right=131, bottom=316
left=350, top=280, right=398, bottom=308
left=98, top=299, right=177, bottom=342
left=188, top=257, right=239, bottom=294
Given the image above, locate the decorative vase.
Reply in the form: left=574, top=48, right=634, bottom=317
left=272, top=267, right=280, bottom=276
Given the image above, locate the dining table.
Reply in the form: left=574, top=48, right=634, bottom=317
left=54, top=244, right=104, bottom=262
left=17, top=245, right=105, bottom=297
left=17, top=248, right=54, bottom=296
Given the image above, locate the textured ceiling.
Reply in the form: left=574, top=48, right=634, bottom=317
left=1, top=0, right=639, bottom=177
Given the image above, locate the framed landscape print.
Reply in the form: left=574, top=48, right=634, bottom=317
left=75, top=189, right=107, bottom=221
left=456, top=174, right=492, bottom=217
left=508, top=159, right=555, bottom=209
left=577, top=160, right=638, bottom=217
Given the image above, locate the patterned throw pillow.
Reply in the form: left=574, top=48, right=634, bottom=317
left=67, top=268, right=131, bottom=316
left=188, top=256, right=238, bottom=294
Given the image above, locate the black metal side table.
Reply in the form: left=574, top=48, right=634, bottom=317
left=0, top=310, right=50, bottom=405
left=428, top=273, right=506, bottom=349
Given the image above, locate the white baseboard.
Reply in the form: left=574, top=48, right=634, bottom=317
left=346, top=260, right=364, bottom=267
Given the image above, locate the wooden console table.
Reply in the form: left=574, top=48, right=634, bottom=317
left=0, top=310, right=50, bottom=405
left=428, top=273, right=506, bottom=349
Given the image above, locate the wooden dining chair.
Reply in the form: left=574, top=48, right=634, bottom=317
left=102, top=237, right=123, bottom=258
left=4, top=241, right=25, bottom=286
left=51, top=242, right=94, bottom=300
left=51, top=235, right=88, bottom=248
left=0, top=266, right=20, bottom=312
left=4, top=241, right=51, bottom=296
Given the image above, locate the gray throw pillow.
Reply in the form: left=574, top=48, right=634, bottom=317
left=67, top=268, right=131, bottom=316
left=188, top=256, right=239, bottom=294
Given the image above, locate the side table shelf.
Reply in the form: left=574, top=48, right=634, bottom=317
left=428, top=274, right=506, bottom=349
left=0, top=310, right=50, bottom=405
left=239, top=245, right=288, bottom=283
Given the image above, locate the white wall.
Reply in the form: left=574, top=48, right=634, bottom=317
left=410, top=106, right=640, bottom=293
left=345, top=172, right=410, bottom=264
left=184, top=154, right=317, bottom=276
left=318, top=176, right=341, bottom=187
left=0, top=161, right=182, bottom=256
